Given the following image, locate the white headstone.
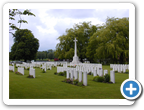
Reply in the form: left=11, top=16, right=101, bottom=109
left=93, top=69, right=97, bottom=76
left=74, top=69, right=78, bottom=80
left=18, top=67, right=24, bottom=75
left=29, top=68, right=35, bottom=78
left=104, top=70, right=108, bottom=76
left=83, top=71, right=87, bottom=86
left=99, top=68, right=103, bottom=77
left=66, top=69, right=69, bottom=79
left=9, top=65, right=14, bottom=72
left=70, top=69, right=73, bottom=81
left=79, top=71, right=82, bottom=82
left=110, top=70, right=115, bottom=83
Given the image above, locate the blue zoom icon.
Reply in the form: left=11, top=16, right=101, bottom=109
left=121, top=79, right=142, bottom=100
left=123, top=81, right=139, bottom=97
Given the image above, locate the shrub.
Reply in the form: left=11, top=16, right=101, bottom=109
left=65, top=78, right=72, bottom=83
left=58, top=72, right=64, bottom=76
left=27, top=75, right=34, bottom=78
left=88, top=72, right=92, bottom=75
left=42, top=69, right=46, bottom=73
left=97, top=76, right=104, bottom=82
left=77, top=82, right=84, bottom=86
left=54, top=72, right=58, bottom=75
left=73, top=79, right=78, bottom=85
left=47, top=68, right=50, bottom=70
left=93, top=76, right=104, bottom=82
left=93, top=76, right=97, bottom=81
left=9, top=70, right=13, bottom=72
left=15, top=71, right=23, bottom=75
left=104, top=74, right=110, bottom=82
left=63, top=71, right=66, bottom=76
left=27, top=67, right=30, bottom=70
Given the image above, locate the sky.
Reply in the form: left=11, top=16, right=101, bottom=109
left=9, top=9, right=129, bottom=52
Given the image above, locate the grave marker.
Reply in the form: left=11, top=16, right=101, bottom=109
left=110, top=70, right=115, bottom=83
left=83, top=71, right=87, bottom=86
left=79, top=71, right=82, bottom=82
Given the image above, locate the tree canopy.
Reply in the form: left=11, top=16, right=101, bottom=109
left=10, top=29, right=39, bottom=62
left=55, top=21, right=97, bottom=62
left=55, top=17, right=129, bottom=64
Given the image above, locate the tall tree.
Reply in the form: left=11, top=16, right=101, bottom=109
left=55, top=22, right=97, bottom=62
left=86, top=17, right=129, bottom=64
left=10, top=29, right=39, bottom=62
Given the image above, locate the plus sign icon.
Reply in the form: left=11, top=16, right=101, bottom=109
left=121, top=79, right=142, bottom=100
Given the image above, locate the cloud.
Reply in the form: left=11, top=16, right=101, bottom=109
left=9, top=9, right=129, bottom=52
left=93, top=9, right=129, bottom=22
left=47, top=9, right=96, bottom=19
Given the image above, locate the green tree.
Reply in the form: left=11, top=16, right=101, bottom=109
left=10, top=29, right=39, bottom=62
left=48, top=52, right=54, bottom=59
left=86, top=17, right=129, bottom=64
left=9, top=9, right=35, bottom=34
left=55, top=22, right=97, bottom=62
left=36, top=51, right=41, bottom=60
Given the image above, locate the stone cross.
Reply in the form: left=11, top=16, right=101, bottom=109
left=73, top=37, right=78, bottom=57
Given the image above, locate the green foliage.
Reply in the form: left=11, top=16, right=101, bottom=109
left=77, top=82, right=84, bottom=86
left=15, top=71, right=23, bottom=75
left=9, top=9, right=35, bottom=34
left=27, top=67, right=30, bottom=70
left=63, top=71, right=66, bottom=76
left=93, top=76, right=104, bottom=82
left=104, top=74, right=110, bottom=82
left=54, top=72, right=58, bottom=75
left=63, top=78, right=84, bottom=86
left=27, top=75, right=34, bottom=78
left=73, top=79, right=79, bottom=85
left=88, top=72, right=92, bottom=75
left=10, top=29, right=39, bottom=62
left=55, top=22, right=97, bottom=62
left=42, top=69, right=46, bottom=73
left=58, top=72, right=64, bottom=76
left=36, top=49, right=56, bottom=60
left=86, top=17, right=129, bottom=64
left=55, top=17, right=129, bottom=64
left=37, top=51, right=46, bottom=60
left=63, top=78, right=73, bottom=83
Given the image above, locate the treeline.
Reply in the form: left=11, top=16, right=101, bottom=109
left=54, top=17, right=129, bottom=64
left=36, top=49, right=56, bottom=60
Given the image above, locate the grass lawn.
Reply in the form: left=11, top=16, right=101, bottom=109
left=9, top=65, right=128, bottom=99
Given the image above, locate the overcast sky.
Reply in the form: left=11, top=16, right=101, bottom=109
left=9, top=9, right=129, bottom=52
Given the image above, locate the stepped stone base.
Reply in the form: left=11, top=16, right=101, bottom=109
left=71, top=56, right=81, bottom=64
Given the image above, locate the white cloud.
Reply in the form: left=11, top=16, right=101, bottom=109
left=9, top=9, right=129, bottom=51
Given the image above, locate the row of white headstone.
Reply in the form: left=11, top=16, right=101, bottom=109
left=57, top=67, right=115, bottom=85
left=40, top=64, right=52, bottom=72
left=10, top=65, right=35, bottom=78
left=110, top=64, right=129, bottom=73
left=61, top=63, right=103, bottom=76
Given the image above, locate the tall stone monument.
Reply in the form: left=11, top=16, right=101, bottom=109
left=71, top=38, right=81, bottom=64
